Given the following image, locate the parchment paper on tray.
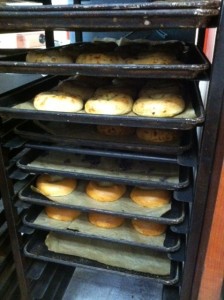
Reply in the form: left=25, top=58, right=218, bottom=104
left=32, top=181, right=171, bottom=218
left=12, top=100, right=196, bottom=119
left=45, top=232, right=171, bottom=276
left=34, top=211, right=166, bottom=248
left=28, top=152, right=179, bottom=185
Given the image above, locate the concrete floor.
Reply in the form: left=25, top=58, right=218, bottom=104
left=63, top=267, right=162, bottom=300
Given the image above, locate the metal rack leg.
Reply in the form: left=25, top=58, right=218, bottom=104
left=0, top=146, right=30, bottom=300
left=180, top=1, right=224, bottom=299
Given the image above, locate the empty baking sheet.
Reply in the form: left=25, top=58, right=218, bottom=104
left=24, top=231, right=179, bottom=285
left=19, top=178, right=185, bottom=225
left=0, top=43, right=209, bottom=79
left=14, top=120, right=193, bottom=156
left=17, top=149, right=190, bottom=189
left=0, top=76, right=205, bottom=130
left=23, top=206, right=181, bottom=252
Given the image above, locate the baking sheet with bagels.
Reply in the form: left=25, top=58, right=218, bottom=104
left=31, top=77, right=186, bottom=117
left=32, top=175, right=172, bottom=219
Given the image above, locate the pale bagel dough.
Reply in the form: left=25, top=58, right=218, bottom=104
left=133, top=86, right=185, bottom=117
left=136, top=128, right=180, bottom=143
left=94, top=85, right=136, bottom=99
left=76, top=53, right=124, bottom=64
left=139, top=82, right=180, bottom=98
left=26, top=50, right=73, bottom=63
left=33, top=91, right=83, bottom=112
left=125, top=51, right=178, bottom=65
left=85, top=86, right=134, bottom=115
left=56, top=80, right=95, bottom=101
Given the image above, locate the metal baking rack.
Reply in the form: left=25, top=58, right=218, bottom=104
left=0, top=1, right=222, bottom=299
left=0, top=213, right=20, bottom=299
left=0, top=121, right=28, bottom=299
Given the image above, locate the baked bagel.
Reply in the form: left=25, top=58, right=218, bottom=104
left=86, top=181, right=126, bottom=202
left=45, top=206, right=81, bottom=222
left=132, top=219, right=167, bottom=236
left=36, top=174, right=77, bottom=197
left=88, top=212, right=124, bottom=229
left=130, top=187, right=171, bottom=208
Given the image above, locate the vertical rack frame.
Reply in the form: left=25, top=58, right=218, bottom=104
left=0, top=147, right=30, bottom=300
left=0, top=2, right=222, bottom=300
left=180, top=1, right=224, bottom=299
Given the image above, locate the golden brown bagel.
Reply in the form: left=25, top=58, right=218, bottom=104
left=88, top=212, right=124, bottom=229
left=45, top=206, right=81, bottom=222
left=36, top=174, right=77, bottom=197
left=132, top=219, right=167, bottom=236
left=130, top=187, right=171, bottom=208
left=86, top=181, right=126, bottom=202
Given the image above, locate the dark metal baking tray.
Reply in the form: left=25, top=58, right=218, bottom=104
left=23, top=206, right=181, bottom=253
left=0, top=119, right=21, bottom=144
left=19, top=177, right=185, bottom=225
left=24, top=231, right=180, bottom=285
left=0, top=76, right=205, bottom=130
left=0, top=3, right=219, bottom=32
left=14, top=120, right=193, bottom=156
left=24, top=140, right=196, bottom=167
left=0, top=43, right=210, bottom=79
left=1, top=1, right=220, bottom=10
left=16, top=148, right=190, bottom=189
